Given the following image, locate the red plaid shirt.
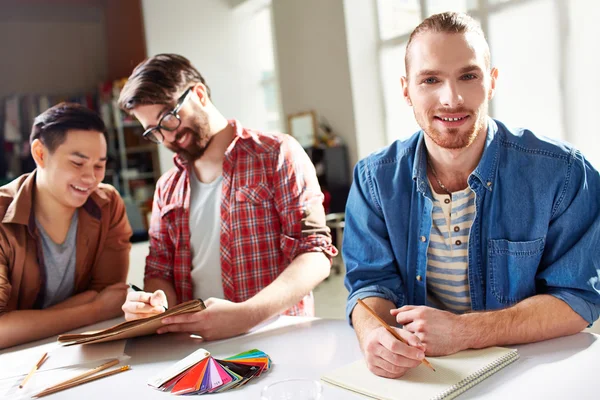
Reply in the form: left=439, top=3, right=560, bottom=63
left=145, top=120, right=337, bottom=316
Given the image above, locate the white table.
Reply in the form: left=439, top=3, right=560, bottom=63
left=1, top=316, right=599, bottom=399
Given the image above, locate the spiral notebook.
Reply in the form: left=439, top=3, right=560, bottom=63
left=321, top=346, right=519, bottom=400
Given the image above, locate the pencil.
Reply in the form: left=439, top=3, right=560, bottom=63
left=19, top=352, right=48, bottom=389
left=357, top=298, right=435, bottom=371
left=129, top=283, right=143, bottom=292
left=33, top=365, right=131, bottom=398
left=41, top=358, right=120, bottom=390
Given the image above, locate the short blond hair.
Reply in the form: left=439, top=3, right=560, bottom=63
left=405, top=12, right=490, bottom=74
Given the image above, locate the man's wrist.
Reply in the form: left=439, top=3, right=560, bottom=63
left=240, top=298, right=267, bottom=330
left=459, top=311, right=496, bottom=349
left=353, top=308, right=388, bottom=354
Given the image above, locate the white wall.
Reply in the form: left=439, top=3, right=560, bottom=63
left=271, top=0, right=359, bottom=170
left=565, top=1, right=600, bottom=168
left=489, top=0, right=564, bottom=140
left=141, top=0, right=275, bottom=173
left=0, top=3, right=107, bottom=97
left=486, top=0, right=600, bottom=168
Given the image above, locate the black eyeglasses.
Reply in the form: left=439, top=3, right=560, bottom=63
left=142, top=86, right=194, bottom=144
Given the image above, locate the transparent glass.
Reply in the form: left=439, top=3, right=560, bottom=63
left=161, top=113, right=180, bottom=130
left=260, top=379, right=323, bottom=400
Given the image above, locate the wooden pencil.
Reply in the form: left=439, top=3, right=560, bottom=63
left=19, top=352, right=48, bottom=389
left=41, top=358, right=120, bottom=390
left=33, top=365, right=131, bottom=398
left=357, top=298, right=435, bottom=371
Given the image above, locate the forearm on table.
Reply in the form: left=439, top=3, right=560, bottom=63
left=461, top=294, right=589, bottom=349
left=47, top=290, right=97, bottom=310
left=143, top=277, right=177, bottom=307
left=351, top=297, right=397, bottom=351
left=244, top=252, right=330, bottom=325
left=0, top=304, right=100, bottom=349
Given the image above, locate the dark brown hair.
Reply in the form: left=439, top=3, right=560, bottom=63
left=30, top=102, right=107, bottom=153
left=118, top=54, right=211, bottom=111
left=405, top=12, right=490, bottom=74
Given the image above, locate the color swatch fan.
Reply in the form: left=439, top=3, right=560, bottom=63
left=148, top=348, right=272, bottom=395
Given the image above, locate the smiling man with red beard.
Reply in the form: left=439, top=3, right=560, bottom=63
left=344, top=12, right=600, bottom=379
left=0, top=103, right=132, bottom=349
left=118, top=54, right=336, bottom=341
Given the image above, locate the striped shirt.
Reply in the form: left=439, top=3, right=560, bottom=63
left=426, top=183, right=475, bottom=313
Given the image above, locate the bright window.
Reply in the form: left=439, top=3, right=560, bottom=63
left=253, top=4, right=282, bottom=132
left=377, top=0, right=572, bottom=145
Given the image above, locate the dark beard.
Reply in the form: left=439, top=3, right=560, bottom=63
left=164, top=114, right=211, bottom=161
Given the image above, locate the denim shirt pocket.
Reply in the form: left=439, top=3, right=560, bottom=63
left=488, top=237, right=545, bottom=305
left=235, top=183, right=273, bottom=205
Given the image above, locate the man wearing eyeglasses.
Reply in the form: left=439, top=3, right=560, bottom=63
left=118, top=54, right=337, bottom=340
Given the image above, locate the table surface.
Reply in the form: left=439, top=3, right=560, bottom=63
left=1, top=316, right=599, bottom=399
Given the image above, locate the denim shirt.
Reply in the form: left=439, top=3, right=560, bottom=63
left=344, top=119, right=600, bottom=325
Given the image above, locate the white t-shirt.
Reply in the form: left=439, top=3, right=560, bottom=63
left=189, top=172, right=225, bottom=300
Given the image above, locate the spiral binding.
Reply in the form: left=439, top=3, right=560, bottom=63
left=431, top=350, right=520, bottom=400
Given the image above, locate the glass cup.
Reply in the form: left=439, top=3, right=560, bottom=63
left=260, top=378, right=323, bottom=400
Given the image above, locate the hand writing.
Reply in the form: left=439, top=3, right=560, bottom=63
left=122, top=289, right=168, bottom=321
left=361, top=325, right=426, bottom=378
left=392, top=305, right=466, bottom=356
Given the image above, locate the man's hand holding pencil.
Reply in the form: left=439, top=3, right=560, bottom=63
left=356, top=298, right=433, bottom=379
left=122, top=285, right=169, bottom=321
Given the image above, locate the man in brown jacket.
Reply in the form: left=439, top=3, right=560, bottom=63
left=0, top=103, right=132, bottom=349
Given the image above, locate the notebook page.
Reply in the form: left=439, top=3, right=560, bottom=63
left=322, top=346, right=518, bottom=400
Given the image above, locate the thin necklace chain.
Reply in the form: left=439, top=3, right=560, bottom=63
left=427, top=156, right=453, bottom=197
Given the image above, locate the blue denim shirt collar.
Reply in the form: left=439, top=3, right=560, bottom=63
left=412, top=118, right=500, bottom=195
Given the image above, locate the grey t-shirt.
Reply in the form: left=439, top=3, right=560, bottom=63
left=36, top=212, right=78, bottom=308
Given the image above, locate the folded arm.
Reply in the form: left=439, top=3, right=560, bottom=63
left=0, top=303, right=99, bottom=349
left=462, top=294, right=587, bottom=349
left=0, top=282, right=127, bottom=349
left=392, top=294, right=587, bottom=358
left=244, top=252, right=330, bottom=324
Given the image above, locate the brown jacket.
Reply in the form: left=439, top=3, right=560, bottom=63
left=0, top=171, right=132, bottom=314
